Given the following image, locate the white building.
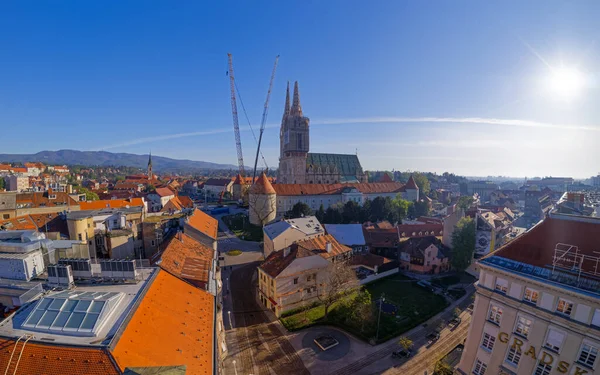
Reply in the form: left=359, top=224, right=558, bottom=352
left=263, top=216, right=325, bottom=257
left=5, top=175, right=29, bottom=192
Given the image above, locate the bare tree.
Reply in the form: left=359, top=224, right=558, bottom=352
left=317, top=261, right=360, bottom=319
left=398, top=336, right=413, bottom=351
left=248, top=193, right=276, bottom=226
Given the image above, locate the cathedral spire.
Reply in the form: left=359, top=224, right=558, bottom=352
left=290, top=81, right=302, bottom=116
left=282, top=81, right=290, bottom=119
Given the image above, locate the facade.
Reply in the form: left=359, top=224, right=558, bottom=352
left=462, top=181, right=500, bottom=201
left=204, top=178, right=234, bottom=198
left=263, top=216, right=325, bottom=257
left=147, top=187, right=175, bottom=212
left=458, top=214, right=600, bottom=375
left=0, top=192, right=17, bottom=219
left=257, top=234, right=352, bottom=316
left=184, top=208, right=219, bottom=250
left=398, top=236, right=450, bottom=274
left=475, top=208, right=515, bottom=257
left=5, top=175, right=29, bottom=192
left=277, top=82, right=367, bottom=184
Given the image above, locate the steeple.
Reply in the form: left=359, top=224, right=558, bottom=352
left=290, top=81, right=302, bottom=116
left=282, top=81, right=290, bottom=119
left=147, top=152, right=153, bottom=181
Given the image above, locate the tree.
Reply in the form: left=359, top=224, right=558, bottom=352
left=434, top=359, right=453, bottom=375
left=286, top=202, right=313, bottom=219
left=451, top=217, right=476, bottom=271
left=411, top=200, right=431, bottom=218
left=0, top=177, right=4, bottom=191
left=323, top=205, right=343, bottom=224
left=457, top=195, right=474, bottom=211
left=317, top=261, right=360, bottom=319
left=412, top=173, right=431, bottom=195
left=77, top=187, right=99, bottom=201
left=315, top=204, right=325, bottom=223
left=453, top=307, right=462, bottom=318
left=369, top=196, right=395, bottom=223
left=398, top=336, right=413, bottom=351
left=392, top=196, right=411, bottom=221
left=348, top=289, right=373, bottom=332
left=342, top=200, right=361, bottom=223
left=146, top=184, right=156, bottom=193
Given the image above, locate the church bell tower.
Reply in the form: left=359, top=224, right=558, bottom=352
left=277, top=81, right=310, bottom=184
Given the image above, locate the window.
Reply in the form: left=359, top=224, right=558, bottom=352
left=556, top=298, right=573, bottom=316
left=2, top=214, right=8, bottom=219
left=544, top=329, right=565, bottom=352
left=515, top=316, right=532, bottom=338
left=495, top=278, right=508, bottom=293
left=523, top=287, right=539, bottom=304
left=505, top=346, right=521, bottom=366
left=293, top=278, right=298, bottom=285
left=578, top=343, right=599, bottom=368
left=270, top=279, right=274, bottom=286
left=151, top=240, right=155, bottom=246
left=473, top=358, right=487, bottom=375
left=592, top=309, right=600, bottom=327
left=534, top=362, right=552, bottom=375
left=78, top=233, right=82, bottom=241
left=481, top=332, right=495, bottom=351
left=488, top=305, right=503, bottom=324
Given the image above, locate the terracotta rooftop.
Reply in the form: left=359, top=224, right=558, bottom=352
left=250, top=172, right=276, bottom=194
left=79, top=198, right=145, bottom=211
left=363, top=228, right=399, bottom=248
left=396, top=223, right=443, bottom=238
left=16, top=191, right=78, bottom=208
left=405, top=175, right=418, bottom=190
left=259, top=234, right=351, bottom=278
left=186, top=209, right=218, bottom=240
left=153, top=187, right=175, bottom=198
left=0, top=338, right=119, bottom=375
left=154, top=233, right=214, bottom=288
left=111, top=270, right=214, bottom=375
left=271, top=182, right=405, bottom=196
left=398, top=236, right=449, bottom=260
left=349, top=253, right=394, bottom=268
left=161, top=196, right=193, bottom=213
left=380, top=173, right=393, bottom=183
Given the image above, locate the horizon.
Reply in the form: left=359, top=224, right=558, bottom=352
left=2, top=2, right=600, bottom=177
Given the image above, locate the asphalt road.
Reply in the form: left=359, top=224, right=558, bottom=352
left=222, top=263, right=310, bottom=375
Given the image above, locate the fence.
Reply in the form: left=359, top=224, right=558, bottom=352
left=359, top=267, right=399, bottom=285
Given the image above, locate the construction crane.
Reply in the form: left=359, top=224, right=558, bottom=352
left=252, top=55, right=279, bottom=184
left=227, top=53, right=245, bottom=177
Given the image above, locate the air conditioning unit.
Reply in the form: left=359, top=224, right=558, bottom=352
left=47, top=264, right=74, bottom=288
left=100, top=259, right=112, bottom=278
left=122, top=259, right=137, bottom=280
left=58, top=258, right=93, bottom=279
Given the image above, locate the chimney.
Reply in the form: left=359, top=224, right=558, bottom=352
left=325, top=242, right=332, bottom=254
left=178, top=230, right=183, bottom=242
left=283, top=246, right=291, bottom=258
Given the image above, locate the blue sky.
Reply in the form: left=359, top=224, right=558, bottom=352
left=1, top=1, right=600, bottom=178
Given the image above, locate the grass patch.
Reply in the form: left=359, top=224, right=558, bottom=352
left=226, top=250, right=242, bottom=256
left=221, top=213, right=263, bottom=242
left=280, top=273, right=448, bottom=344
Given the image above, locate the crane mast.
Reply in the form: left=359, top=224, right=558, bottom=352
left=252, top=55, right=279, bottom=184
left=227, top=53, right=245, bottom=177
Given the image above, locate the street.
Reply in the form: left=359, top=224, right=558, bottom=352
left=222, top=262, right=310, bottom=375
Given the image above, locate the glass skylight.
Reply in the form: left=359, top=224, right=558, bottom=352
left=22, top=291, right=123, bottom=337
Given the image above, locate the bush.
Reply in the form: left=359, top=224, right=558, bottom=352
left=226, top=250, right=242, bottom=256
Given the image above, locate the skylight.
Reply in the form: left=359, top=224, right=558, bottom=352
left=22, top=291, right=123, bottom=337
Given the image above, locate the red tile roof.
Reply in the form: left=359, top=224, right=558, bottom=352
left=186, top=209, right=218, bottom=240
left=154, top=233, right=214, bottom=287
left=250, top=172, right=276, bottom=194
left=154, top=187, right=175, bottom=197
left=350, top=253, right=394, bottom=268
left=16, top=191, right=78, bottom=208
left=259, top=234, right=351, bottom=278
left=363, top=228, right=399, bottom=248
left=380, top=173, right=393, bottom=183
left=79, top=198, right=145, bottom=210
left=396, top=223, right=443, bottom=238
left=405, top=175, right=418, bottom=190
left=272, top=182, right=405, bottom=196
left=161, top=196, right=194, bottom=212
left=11, top=167, right=27, bottom=173
left=0, top=338, right=119, bottom=375
left=111, top=270, right=214, bottom=375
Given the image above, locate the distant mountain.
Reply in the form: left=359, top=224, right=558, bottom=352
left=0, top=150, right=238, bottom=173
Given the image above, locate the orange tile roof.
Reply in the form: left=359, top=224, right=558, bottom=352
left=0, top=213, right=68, bottom=236
left=187, top=209, right=218, bottom=240
left=11, top=167, right=27, bottom=173
left=0, top=164, right=11, bottom=171
left=154, top=187, right=175, bottom=197
left=0, top=338, right=119, bottom=375
left=0, top=215, right=37, bottom=230
left=16, top=191, right=78, bottom=207
left=296, top=234, right=352, bottom=259
left=161, top=196, right=194, bottom=213
left=79, top=198, right=145, bottom=210
left=154, top=233, right=214, bottom=287
left=111, top=270, right=214, bottom=375
left=272, top=182, right=406, bottom=196
left=405, top=175, right=418, bottom=189
left=250, top=172, right=276, bottom=194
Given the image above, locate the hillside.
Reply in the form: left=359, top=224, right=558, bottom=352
left=0, top=150, right=238, bottom=173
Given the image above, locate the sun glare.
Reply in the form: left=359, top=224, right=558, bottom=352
left=548, top=66, right=585, bottom=99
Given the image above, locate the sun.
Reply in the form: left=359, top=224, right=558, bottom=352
left=548, top=66, right=585, bottom=99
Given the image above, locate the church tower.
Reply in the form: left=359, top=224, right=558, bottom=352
left=147, top=152, right=153, bottom=181
left=277, top=81, right=310, bottom=184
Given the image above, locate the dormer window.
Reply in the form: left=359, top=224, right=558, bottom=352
left=49, top=194, right=57, bottom=199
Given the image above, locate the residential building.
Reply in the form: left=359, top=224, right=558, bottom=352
left=263, top=216, right=325, bottom=257
left=398, top=236, right=450, bottom=274
left=324, top=223, right=368, bottom=254
left=475, top=208, right=515, bottom=257
left=5, top=175, right=29, bottom=192
left=257, top=234, right=352, bottom=316
left=79, top=197, right=146, bottom=211
left=526, top=177, right=574, bottom=192
left=277, top=82, right=367, bottom=184
left=184, top=208, right=218, bottom=250
left=204, top=178, right=234, bottom=198
left=249, top=172, right=419, bottom=225
left=0, top=212, right=70, bottom=240
left=161, top=195, right=194, bottom=213
left=0, top=192, right=17, bottom=219
left=24, top=162, right=43, bottom=177
left=14, top=190, right=80, bottom=217
left=458, top=213, right=600, bottom=375
left=461, top=181, right=500, bottom=201
left=554, top=192, right=597, bottom=217
left=524, top=189, right=554, bottom=222
left=146, top=187, right=175, bottom=212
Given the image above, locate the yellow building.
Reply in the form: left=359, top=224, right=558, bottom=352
left=458, top=213, right=600, bottom=375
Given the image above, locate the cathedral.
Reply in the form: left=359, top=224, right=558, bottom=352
left=277, top=82, right=368, bottom=184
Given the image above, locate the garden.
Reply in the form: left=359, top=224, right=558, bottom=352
left=280, top=273, right=448, bottom=344
left=221, top=213, right=263, bottom=242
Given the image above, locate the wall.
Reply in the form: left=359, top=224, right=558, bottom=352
left=359, top=267, right=399, bottom=285
left=17, top=204, right=80, bottom=217
left=0, top=250, right=44, bottom=281
left=109, top=234, right=135, bottom=259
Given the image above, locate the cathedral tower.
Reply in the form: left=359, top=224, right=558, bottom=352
left=147, top=152, right=153, bottom=181
left=277, top=81, right=310, bottom=184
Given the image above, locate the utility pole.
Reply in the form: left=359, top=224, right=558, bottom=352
left=376, top=292, right=385, bottom=342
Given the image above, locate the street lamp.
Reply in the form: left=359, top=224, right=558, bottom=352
left=375, top=292, right=385, bottom=342
left=228, top=310, right=232, bottom=328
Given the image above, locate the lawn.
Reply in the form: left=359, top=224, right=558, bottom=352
left=280, top=273, right=448, bottom=344
left=221, top=213, right=263, bottom=242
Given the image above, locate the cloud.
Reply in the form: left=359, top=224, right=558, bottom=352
left=95, top=116, right=599, bottom=150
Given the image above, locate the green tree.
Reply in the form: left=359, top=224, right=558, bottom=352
left=434, top=359, right=453, bottom=375
left=318, top=261, right=360, bottom=319
left=349, top=289, right=373, bottom=332
left=342, top=200, right=361, bottom=223
left=412, top=200, right=431, bottom=218
left=286, top=202, right=313, bottom=219
left=0, top=177, right=5, bottom=191
left=315, top=204, right=325, bottom=222
left=457, top=195, right=474, bottom=211
left=323, top=205, right=343, bottom=224
left=78, top=187, right=99, bottom=201
left=146, top=184, right=156, bottom=193
left=369, top=196, right=395, bottom=223
left=451, top=217, right=476, bottom=271
left=412, top=173, right=431, bottom=195
left=392, top=196, right=411, bottom=221
left=398, top=336, right=413, bottom=351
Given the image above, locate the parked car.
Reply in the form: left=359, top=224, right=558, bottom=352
left=426, top=332, right=440, bottom=346
left=449, top=317, right=462, bottom=329
left=392, top=349, right=412, bottom=359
